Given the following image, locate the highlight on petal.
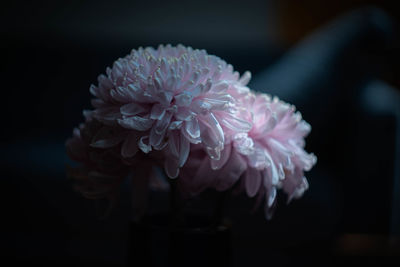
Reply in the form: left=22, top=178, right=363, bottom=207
left=184, top=118, right=200, bottom=139
left=199, top=113, right=225, bottom=159
left=118, top=116, right=154, bottom=131
left=154, top=111, right=173, bottom=134
left=210, top=142, right=231, bottom=170
left=149, top=126, right=166, bottom=149
left=120, top=103, right=147, bottom=116
left=239, top=71, right=251, bottom=86
left=150, top=103, right=166, bottom=120
left=168, top=130, right=180, bottom=158
left=178, top=133, right=190, bottom=167
left=174, top=92, right=194, bottom=107
left=220, top=113, right=253, bottom=132
left=138, top=135, right=152, bottom=153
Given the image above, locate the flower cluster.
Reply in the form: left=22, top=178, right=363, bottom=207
left=66, top=44, right=316, bottom=218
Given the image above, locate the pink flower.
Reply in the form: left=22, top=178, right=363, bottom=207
left=88, top=44, right=252, bottom=178
left=66, top=113, right=165, bottom=218
left=66, top=44, right=317, bottom=220
left=179, top=92, right=316, bottom=218
left=65, top=113, right=130, bottom=199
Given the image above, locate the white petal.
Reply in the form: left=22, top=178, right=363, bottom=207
left=120, top=103, right=147, bottom=116
left=259, top=112, right=277, bottom=134
left=247, top=147, right=268, bottom=169
left=155, top=111, right=173, bottom=134
left=156, top=91, right=173, bottom=105
left=174, top=92, right=193, bottom=107
left=205, top=113, right=224, bottom=144
left=168, top=131, right=180, bottom=158
left=210, top=143, right=231, bottom=170
left=138, top=136, right=152, bottom=153
left=169, top=120, right=183, bottom=130
left=181, top=124, right=202, bottom=144
left=150, top=104, right=166, bottom=120
left=111, top=86, right=135, bottom=103
left=192, top=99, right=212, bottom=115
left=118, top=116, right=154, bottom=131
left=239, top=71, right=251, bottom=85
left=175, top=107, right=195, bottom=121
left=201, top=79, right=212, bottom=93
left=267, top=187, right=277, bottom=207
left=178, top=134, right=190, bottom=167
left=233, top=133, right=254, bottom=155
left=211, top=82, right=229, bottom=93
left=149, top=126, right=166, bottom=148
left=184, top=118, right=200, bottom=139
left=264, top=149, right=279, bottom=185
left=201, top=98, right=230, bottom=110
left=200, top=114, right=224, bottom=159
left=89, top=84, right=99, bottom=97
left=221, top=113, right=252, bottom=132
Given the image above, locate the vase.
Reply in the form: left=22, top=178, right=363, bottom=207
left=128, top=212, right=232, bottom=267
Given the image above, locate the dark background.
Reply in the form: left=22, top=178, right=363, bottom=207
left=1, top=0, right=400, bottom=266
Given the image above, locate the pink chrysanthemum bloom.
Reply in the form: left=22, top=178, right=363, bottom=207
left=66, top=113, right=131, bottom=200
left=89, top=44, right=251, bottom=178
left=66, top=44, right=317, bottom=220
left=179, top=92, right=316, bottom=218
left=66, top=113, right=166, bottom=218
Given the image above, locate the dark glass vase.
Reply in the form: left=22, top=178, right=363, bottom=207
left=128, top=212, right=232, bottom=267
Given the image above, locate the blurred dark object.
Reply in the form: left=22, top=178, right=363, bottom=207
left=276, top=0, right=400, bottom=89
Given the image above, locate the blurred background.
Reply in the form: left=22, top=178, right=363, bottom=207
left=1, top=0, right=400, bottom=266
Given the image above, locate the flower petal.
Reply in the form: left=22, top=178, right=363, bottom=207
left=120, top=103, right=147, bottom=116
left=184, top=118, right=200, bottom=139
left=215, top=150, right=246, bottom=191
left=155, top=111, right=173, bottom=134
left=210, top=143, right=231, bottom=170
left=90, top=127, right=124, bottom=148
left=164, top=157, right=179, bottom=178
left=174, top=92, right=194, bottom=107
left=149, top=126, right=166, bottom=148
left=179, top=134, right=190, bottom=167
left=168, top=130, right=180, bottom=158
left=175, top=107, right=195, bottom=121
left=150, top=103, right=166, bottom=120
left=221, top=113, right=252, bottom=132
left=239, top=71, right=251, bottom=86
left=245, top=167, right=262, bottom=198
left=138, top=136, right=152, bottom=153
left=118, top=116, right=153, bottom=131
left=199, top=113, right=224, bottom=159
left=263, top=149, right=279, bottom=186
left=121, top=133, right=139, bottom=158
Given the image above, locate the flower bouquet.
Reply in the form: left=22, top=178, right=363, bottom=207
left=66, top=44, right=316, bottom=266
